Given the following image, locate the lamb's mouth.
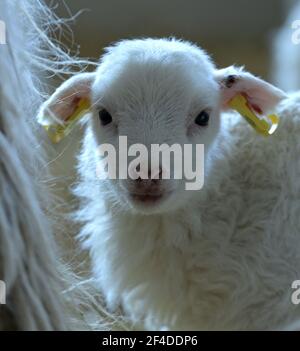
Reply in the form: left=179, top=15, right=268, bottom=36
left=129, top=191, right=171, bottom=205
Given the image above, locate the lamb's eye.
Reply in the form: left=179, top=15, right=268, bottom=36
left=195, top=110, right=210, bottom=126
left=99, top=109, right=112, bottom=126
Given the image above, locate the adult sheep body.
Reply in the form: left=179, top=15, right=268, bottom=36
left=0, top=0, right=119, bottom=331
left=39, top=38, right=300, bottom=330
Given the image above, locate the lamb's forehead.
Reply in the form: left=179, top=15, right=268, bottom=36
left=98, top=38, right=215, bottom=78
left=93, top=38, right=218, bottom=107
left=102, top=38, right=214, bottom=65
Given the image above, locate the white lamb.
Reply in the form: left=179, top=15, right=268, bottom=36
left=38, top=38, right=300, bottom=330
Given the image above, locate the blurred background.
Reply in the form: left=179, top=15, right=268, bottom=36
left=47, top=0, right=299, bottom=85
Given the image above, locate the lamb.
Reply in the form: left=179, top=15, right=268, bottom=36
left=38, top=38, right=300, bottom=330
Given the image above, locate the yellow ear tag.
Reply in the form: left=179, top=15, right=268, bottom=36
left=43, top=98, right=91, bottom=143
left=228, top=94, right=279, bottom=136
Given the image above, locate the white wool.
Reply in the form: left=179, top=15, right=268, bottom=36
left=40, top=38, right=300, bottom=330
left=0, top=0, right=121, bottom=331
left=0, top=0, right=69, bottom=330
left=77, top=99, right=300, bottom=330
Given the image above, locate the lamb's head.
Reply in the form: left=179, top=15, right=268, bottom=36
left=38, top=38, right=285, bottom=215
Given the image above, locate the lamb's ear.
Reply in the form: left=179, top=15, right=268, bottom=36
left=214, top=66, right=286, bottom=114
left=37, top=72, right=95, bottom=126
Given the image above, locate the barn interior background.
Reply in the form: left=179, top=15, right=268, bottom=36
left=48, top=0, right=298, bottom=84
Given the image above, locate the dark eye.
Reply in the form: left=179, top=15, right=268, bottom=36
left=99, top=109, right=112, bottom=126
left=195, top=110, right=210, bottom=126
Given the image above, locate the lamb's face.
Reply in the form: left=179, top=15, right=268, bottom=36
left=37, top=38, right=285, bottom=215
left=90, top=41, right=220, bottom=214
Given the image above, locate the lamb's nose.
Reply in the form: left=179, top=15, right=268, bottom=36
left=135, top=166, right=163, bottom=184
left=129, top=163, right=163, bottom=185
left=149, top=166, right=163, bottom=180
left=135, top=167, right=163, bottom=192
